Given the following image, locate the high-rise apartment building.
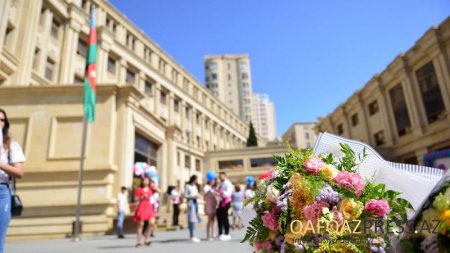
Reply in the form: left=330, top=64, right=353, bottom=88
left=251, top=93, right=277, bottom=141
left=204, top=54, right=253, bottom=123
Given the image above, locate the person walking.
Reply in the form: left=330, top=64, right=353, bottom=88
left=204, top=171, right=217, bottom=240
left=133, top=177, right=160, bottom=247
left=216, top=172, right=233, bottom=241
left=0, top=109, right=25, bottom=253
left=116, top=186, right=127, bottom=238
left=231, top=185, right=244, bottom=230
left=169, top=186, right=183, bottom=229
left=184, top=175, right=201, bottom=243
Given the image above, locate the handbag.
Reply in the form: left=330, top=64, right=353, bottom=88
left=9, top=178, right=23, bottom=216
left=7, top=150, right=23, bottom=216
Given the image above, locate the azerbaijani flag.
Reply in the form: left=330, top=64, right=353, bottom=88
left=84, top=6, right=97, bottom=123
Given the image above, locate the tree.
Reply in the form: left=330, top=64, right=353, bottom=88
left=246, top=121, right=258, bottom=147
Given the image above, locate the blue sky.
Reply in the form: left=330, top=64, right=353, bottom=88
left=109, top=0, right=449, bottom=136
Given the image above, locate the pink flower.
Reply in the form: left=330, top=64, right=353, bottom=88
left=331, top=206, right=344, bottom=226
left=255, top=239, right=273, bottom=253
left=334, top=171, right=365, bottom=196
left=303, top=157, right=324, bottom=174
left=365, top=199, right=391, bottom=218
left=262, top=210, right=279, bottom=231
left=303, top=201, right=329, bottom=224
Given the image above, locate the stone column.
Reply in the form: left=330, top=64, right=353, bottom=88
left=0, top=0, right=11, bottom=51
left=14, top=0, right=43, bottom=85
left=375, top=77, right=395, bottom=146
left=357, top=92, right=371, bottom=143
left=400, top=58, right=426, bottom=134
left=341, top=106, right=353, bottom=138
left=96, top=27, right=114, bottom=83
left=168, top=92, right=174, bottom=125
left=59, top=7, right=84, bottom=84
left=432, top=56, right=450, bottom=115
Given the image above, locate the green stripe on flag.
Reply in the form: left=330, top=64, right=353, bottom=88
left=86, top=44, right=97, bottom=64
left=84, top=78, right=96, bottom=123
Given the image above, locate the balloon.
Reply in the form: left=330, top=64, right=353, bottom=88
left=246, top=176, right=255, bottom=186
left=133, top=162, right=149, bottom=178
left=206, top=170, right=216, bottom=182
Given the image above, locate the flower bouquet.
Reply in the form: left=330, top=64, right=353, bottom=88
left=242, top=144, right=413, bottom=253
left=400, top=171, right=450, bottom=252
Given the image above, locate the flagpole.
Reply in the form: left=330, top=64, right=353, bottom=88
left=74, top=115, right=88, bottom=241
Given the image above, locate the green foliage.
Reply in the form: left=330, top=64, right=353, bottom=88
left=241, top=215, right=269, bottom=244
left=337, top=143, right=367, bottom=172
left=246, top=121, right=258, bottom=147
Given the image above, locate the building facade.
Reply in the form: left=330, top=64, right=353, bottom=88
left=204, top=146, right=287, bottom=184
left=282, top=122, right=318, bottom=150
left=0, top=0, right=250, bottom=239
left=316, top=17, right=450, bottom=165
left=251, top=93, right=277, bottom=141
left=204, top=54, right=253, bottom=123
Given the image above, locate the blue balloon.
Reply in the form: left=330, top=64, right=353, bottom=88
left=153, top=175, right=159, bottom=182
left=206, top=170, right=216, bottom=182
left=246, top=176, right=254, bottom=186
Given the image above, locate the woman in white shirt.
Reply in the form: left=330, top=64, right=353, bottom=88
left=0, top=109, right=25, bottom=253
left=184, top=175, right=200, bottom=242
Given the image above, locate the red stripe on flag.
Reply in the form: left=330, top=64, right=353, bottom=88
left=87, top=64, right=96, bottom=92
left=88, top=28, right=96, bottom=45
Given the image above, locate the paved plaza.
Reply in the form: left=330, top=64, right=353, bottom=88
left=6, top=227, right=251, bottom=253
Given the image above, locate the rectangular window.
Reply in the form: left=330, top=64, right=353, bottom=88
left=305, top=132, right=310, bottom=140
left=374, top=131, right=385, bottom=146
left=32, top=48, right=41, bottom=70
left=242, top=73, right=248, bottom=79
left=74, top=75, right=84, bottom=84
left=389, top=84, right=411, bottom=136
left=240, top=62, right=247, bottom=68
left=4, top=23, right=14, bottom=50
left=126, top=69, right=135, bottom=84
left=227, top=63, right=231, bottom=70
left=250, top=157, right=276, bottom=168
left=107, top=57, right=116, bottom=74
left=174, top=99, right=179, bottom=112
left=160, top=91, right=167, bottom=105
left=211, top=73, right=217, bottom=80
left=403, top=156, right=418, bottom=165
left=218, top=159, right=244, bottom=170
left=416, top=61, right=446, bottom=123
left=196, top=136, right=200, bottom=148
left=195, top=159, right=201, bottom=172
left=368, top=100, right=379, bottom=116
left=45, top=58, right=55, bottom=80
left=185, top=107, right=190, bottom=119
left=144, top=81, right=153, bottom=96
left=184, top=155, right=191, bottom=169
left=228, top=74, right=231, bottom=80
left=196, top=114, right=200, bottom=124
left=177, top=152, right=180, bottom=166
left=351, top=113, right=359, bottom=127
left=242, top=83, right=249, bottom=88
left=134, top=133, right=158, bottom=167
left=77, top=39, right=88, bottom=58
left=337, top=124, right=344, bottom=135
left=51, top=19, right=60, bottom=39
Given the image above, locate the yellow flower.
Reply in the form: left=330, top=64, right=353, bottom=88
left=338, top=198, right=363, bottom=220
left=437, top=210, right=450, bottom=227
left=267, top=231, right=277, bottom=241
left=284, top=232, right=302, bottom=245
left=320, top=164, right=339, bottom=180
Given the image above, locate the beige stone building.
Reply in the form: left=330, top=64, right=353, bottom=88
left=204, top=54, right=253, bottom=123
left=251, top=93, right=277, bottom=141
left=0, top=0, right=252, bottom=240
left=316, top=17, right=450, bottom=164
left=204, top=146, right=287, bottom=184
left=282, top=122, right=318, bottom=150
